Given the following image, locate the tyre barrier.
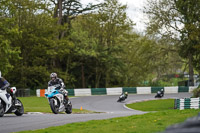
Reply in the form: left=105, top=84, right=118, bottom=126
left=174, top=97, right=200, bottom=110
left=36, top=86, right=197, bottom=97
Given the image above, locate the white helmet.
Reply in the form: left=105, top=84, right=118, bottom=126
left=50, top=73, right=57, bottom=80
left=0, top=71, right=1, bottom=78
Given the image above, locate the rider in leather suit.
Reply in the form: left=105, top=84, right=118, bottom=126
left=0, top=71, right=10, bottom=90
left=0, top=71, right=16, bottom=104
left=48, top=73, right=69, bottom=103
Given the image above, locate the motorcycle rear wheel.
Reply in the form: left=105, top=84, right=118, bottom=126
left=0, top=103, right=4, bottom=117
left=14, top=99, right=24, bottom=116
left=50, top=99, right=59, bottom=114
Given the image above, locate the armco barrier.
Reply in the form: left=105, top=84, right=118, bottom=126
left=164, top=86, right=178, bottom=93
left=67, top=89, right=75, bottom=96
left=106, top=87, right=122, bottom=95
left=175, top=98, right=200, bottom=110
left=178, top=86, right=189, bottom=92
left=36, top=86, right=198, bottom=97
left=74, top=89, right=91, bottom=96
left=151, top=87, right=164, bottom=93
left=91, top=88, right=107, bottom=95
left=137, top=87, right=151, bottom=94
left=123, top=87, right=137, bottom=93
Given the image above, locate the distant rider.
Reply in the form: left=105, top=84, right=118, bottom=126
left=124, top=92, right=128, bottom=99
left=48, top=73, right=69, bottom=103
left=160, top=89, right=164, bottom=97
left=0, top=71, right=16, bottom=104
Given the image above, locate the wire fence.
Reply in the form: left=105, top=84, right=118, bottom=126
left=16, top=89, right=30, bottom=97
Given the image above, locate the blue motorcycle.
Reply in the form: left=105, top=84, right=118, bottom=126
left=45, top=85, right=72, bottom=114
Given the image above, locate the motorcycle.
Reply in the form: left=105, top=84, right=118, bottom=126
left=155, top=89, right=164, bottom=98
left=45, top=85, right=72, bottom=114
left=117, top=92, right=128, bottom=102
left=0, top=87, right=24, bottom=117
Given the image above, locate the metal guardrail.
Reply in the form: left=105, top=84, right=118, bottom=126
left=36, top=86, right=198, bottom=97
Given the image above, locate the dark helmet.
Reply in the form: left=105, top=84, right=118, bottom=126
left=50, top=73, right=57, bottom=80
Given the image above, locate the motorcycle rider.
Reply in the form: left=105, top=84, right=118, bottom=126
left=48, top=72, right=69, bottom=104
left=0, top=71, right=16, bottom=104
left=124, top=92, right=128, bottom=99
left=118, top=91, right=128, bottom=102
left=160, top=89, right=164, bottom=97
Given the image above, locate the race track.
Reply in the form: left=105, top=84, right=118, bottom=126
left=0, top=93, right=192, bottom=133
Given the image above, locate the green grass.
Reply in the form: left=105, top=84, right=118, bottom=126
left=17, top=99, right=200, bottom=133
left=18, top=97, right=95, bottom=114
left=126, top=99, right=175, bottom=111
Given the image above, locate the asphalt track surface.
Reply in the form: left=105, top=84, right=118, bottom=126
left=0, top=93, right=192, bottom=133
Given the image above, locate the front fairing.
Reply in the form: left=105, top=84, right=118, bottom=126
left=45, top=88, right=59, bottom=98
left=119, top=94, right=125, bottom=99
left=0, top=89, right=12, bottom=112
left=45, top=87, right=65, bottom=112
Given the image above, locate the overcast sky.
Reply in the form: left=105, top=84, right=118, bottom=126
left=81, top=0, right=147, bottom=32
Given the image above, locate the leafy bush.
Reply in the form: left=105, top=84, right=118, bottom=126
left=192, top=87, right=200, bottom=98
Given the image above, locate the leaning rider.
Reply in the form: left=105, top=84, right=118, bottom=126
left=0, top=71, right=16, bottom=104
left=160, top=89, right=164, bottom=96
left=48, top=73, right=69, bottom=104
left=124, top=92, right=128, bottom=99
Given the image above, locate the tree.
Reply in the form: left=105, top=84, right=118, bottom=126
left=70, top=16, right=98, bottom=88
left=93, top=0, right=133, bottom=87
left=0, top=0, right=61, bottom=88
left=67, top=0, right=134, bottom=88
left=50, top=0, right=99, bottom=37
left=144, top=0, right=200, bottom=86
left=120, top=32, right=183, bottom=86
left=0, top=0, right=21, bottom=75
left=175, top=0, right=200, bottom=84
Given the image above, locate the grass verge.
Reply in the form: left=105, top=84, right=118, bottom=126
left=18, top=97, right=96, bottom=114
left=126, top=99, right=175, bottom=111
left=17, top=99, right=200, bottom=133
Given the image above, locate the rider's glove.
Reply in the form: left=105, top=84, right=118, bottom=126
left=59, top=88, right=68, bottom=96
left=55, top=86, right=61, bottom=90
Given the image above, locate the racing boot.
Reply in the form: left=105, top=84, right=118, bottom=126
left=12, top=95, right=18, bottom=106
left=64, top=95, right=70, bottom=108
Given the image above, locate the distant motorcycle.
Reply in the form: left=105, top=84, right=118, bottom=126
left=155, top=89, right=164, bottom=98
left=117, top=92, right=128, bottom=102
left=45, top=85, right=72, bottom=114
left=0, top=87, right=24, bottom=117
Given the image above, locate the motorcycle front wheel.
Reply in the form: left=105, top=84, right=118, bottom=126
left=50, top=99, right=59, bottom=114
left=117, top=99, right=121, bottom=102
left=14, top=99, right=24, bottom=116
left=65, top=101, right=72, bottom=114
left=0, top=103, right=4, bottom=117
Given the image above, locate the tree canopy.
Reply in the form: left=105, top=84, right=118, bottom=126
left=0, top=0, right=198, bottom=90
